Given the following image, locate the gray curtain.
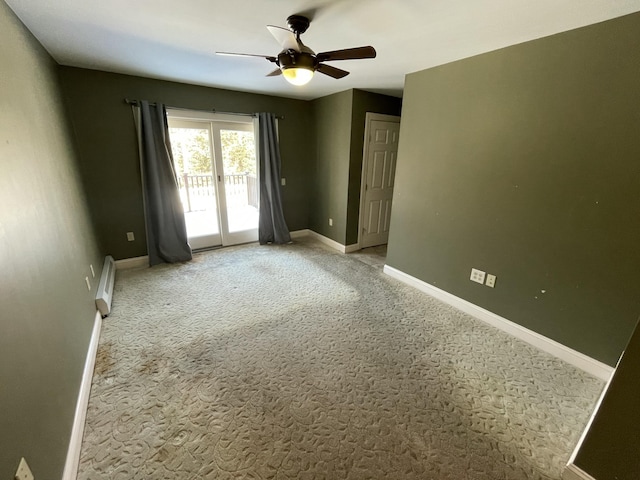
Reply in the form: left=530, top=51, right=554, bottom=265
left=257, top=112, right=291, bottom=244
left=137, top=101, right=192, bottom=266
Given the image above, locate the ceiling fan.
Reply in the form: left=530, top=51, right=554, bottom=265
left=216, top=15, right=376, bottom=86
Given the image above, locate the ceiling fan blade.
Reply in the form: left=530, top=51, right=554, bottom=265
left=216, top=52, right=277, bottom=63
left=266, top=25, right=300, bottom=52
left=316, top=46, right=376, bottom=62
left=266, top=68, right=282, bottom=77
left=317, top=63, right=350, bottom=79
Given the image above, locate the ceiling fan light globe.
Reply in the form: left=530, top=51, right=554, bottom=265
left=282, top=67, right=314, bottom=86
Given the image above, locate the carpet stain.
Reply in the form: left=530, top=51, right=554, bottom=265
left=94, top=342, right=114, bottom=376
left=139, top=357, right=159, bottom=375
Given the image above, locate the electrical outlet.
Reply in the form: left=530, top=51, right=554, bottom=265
left=126, top=232, right=135, bottom=241
left=329, top=218, right=333, bottom=227
left=281, top=177, right=286, bottom=186
left=90, top=264, right=95, bottom=278
left=470, top=268, right=486, bottom=284
left=85, top=276, right=91, bottom=291
left=485, top=274, right=497, bottom=288
left=15, top=457, right=34, bottom=480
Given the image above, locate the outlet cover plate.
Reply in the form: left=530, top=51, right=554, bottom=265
left=15, top=457, right=34, bottom=480
left=470, top=268, right=486, bottom=284
left=486, top=274, right=497, bottom=288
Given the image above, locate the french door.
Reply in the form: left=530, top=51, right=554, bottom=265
left=167, top=111, right=259, bottom=249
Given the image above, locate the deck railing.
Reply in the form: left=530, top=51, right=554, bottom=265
left=178, top=173, right=258, bottom=212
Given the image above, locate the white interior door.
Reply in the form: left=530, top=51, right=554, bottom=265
left=360, top=117, right=400, bottom=249
left=168, top=113, right=259, bottom=249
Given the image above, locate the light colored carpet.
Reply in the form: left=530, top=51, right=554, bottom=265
left=78, top=237, right=603, bottom=480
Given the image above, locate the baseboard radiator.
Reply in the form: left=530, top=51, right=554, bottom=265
left=95, top=255, right=115, bottom=318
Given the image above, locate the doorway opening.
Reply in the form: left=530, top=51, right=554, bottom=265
left=167, top=111, right=259, bottom=249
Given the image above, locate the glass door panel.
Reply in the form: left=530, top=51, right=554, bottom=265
left=168, top=122, right=222, bottom=250
left=220, top=127, right=259, bottom=235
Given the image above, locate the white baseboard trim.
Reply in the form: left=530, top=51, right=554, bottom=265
left=306, top=230, right=347, bottom=253
left=344, top=244, right=360, bottom=253
left=291, top=229, right=359, bottom=254
left=290, top=229, right=311, bottom=239
left=62, top=310, right=102, bottom=480
left=562, top=464, right=597, bottom=480
left=115, top=255, right=148, bottom=270
left=383, top=265, right=613, bottom=381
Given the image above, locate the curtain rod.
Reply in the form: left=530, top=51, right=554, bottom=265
left=124, top=98, right=283, bottom=120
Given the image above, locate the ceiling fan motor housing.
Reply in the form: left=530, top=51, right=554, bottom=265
left=277, top=51, right=317, bottom=71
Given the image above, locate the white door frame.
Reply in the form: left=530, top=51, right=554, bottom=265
left=357, top=112, right=401, bottom=249
left=167, top=109, right=259, bottom=248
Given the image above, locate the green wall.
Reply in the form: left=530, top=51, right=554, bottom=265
left=0, top=2, right=101, bottom=478
left=58, top=70, right=400, bottom=256
left=387, top=12, right=640, bottom=366
left=58, top=68, right=314, bottom=260
left=310, top=90, right=354, bottom=244
left=311, top=89, right=401, bottom=245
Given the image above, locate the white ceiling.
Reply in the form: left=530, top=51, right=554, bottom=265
left=6, top=0, right=640, bottom=100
